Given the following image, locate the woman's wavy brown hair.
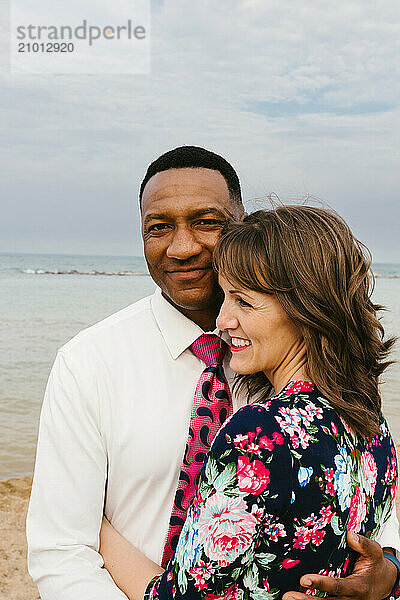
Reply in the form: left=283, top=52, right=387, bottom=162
left=213, top=205, right=395, bottom=438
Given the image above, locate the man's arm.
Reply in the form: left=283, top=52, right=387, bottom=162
left=376, top=508, right=400, bottom=557
left=26, top=348, right=128, bottom=600
left=282, top=532, right=399, bottom=600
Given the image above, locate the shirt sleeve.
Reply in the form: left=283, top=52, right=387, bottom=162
left=375, top=507, right=400, bottom=557
left=144, top=403, right=293, bottom=599
left=26, top=348, right=128, bottom=600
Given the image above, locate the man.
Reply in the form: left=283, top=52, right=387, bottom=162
left=27, top=146, right=400, bottom=600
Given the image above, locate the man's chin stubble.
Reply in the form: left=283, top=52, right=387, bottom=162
left=163, top=287, right=222, bottom=312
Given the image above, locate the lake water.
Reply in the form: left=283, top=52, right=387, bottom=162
left=1, top=253, right=399, bottom=479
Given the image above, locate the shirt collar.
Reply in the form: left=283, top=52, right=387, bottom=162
left=151, top=287, right=222, bottom=360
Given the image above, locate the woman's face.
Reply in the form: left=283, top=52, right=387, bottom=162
left=216, top=274, right=304, bottom=378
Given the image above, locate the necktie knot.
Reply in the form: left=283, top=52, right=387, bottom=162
left=190, top=334, right=225, bottom=367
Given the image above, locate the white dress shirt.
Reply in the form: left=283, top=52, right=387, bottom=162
left=26, top=288, right=400, bottom=600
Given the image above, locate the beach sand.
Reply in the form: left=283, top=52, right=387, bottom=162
left=1, top=457, right=400, bottom=600
left=0, top=477, right=39, bottom=600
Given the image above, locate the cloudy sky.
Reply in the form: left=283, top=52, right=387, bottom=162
left=1, top=0, right=399, bottom=261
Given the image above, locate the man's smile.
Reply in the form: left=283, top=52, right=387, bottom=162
left=165, top=267, right=212, bottom=282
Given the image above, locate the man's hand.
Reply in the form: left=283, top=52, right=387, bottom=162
left=282, top=531, right=397, bottom=600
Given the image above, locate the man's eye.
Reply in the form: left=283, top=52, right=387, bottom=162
left=147, top=223, right=170, bottom=233
left=196, top=219, right=225, bottom=227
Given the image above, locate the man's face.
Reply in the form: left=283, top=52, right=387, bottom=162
left=141, top=167, right=241, bottom=314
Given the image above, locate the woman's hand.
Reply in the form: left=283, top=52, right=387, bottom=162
left=99, top=516, right=163, bottom=600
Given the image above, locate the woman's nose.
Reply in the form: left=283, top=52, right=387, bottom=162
left=216, top=301, right=238, bottom=331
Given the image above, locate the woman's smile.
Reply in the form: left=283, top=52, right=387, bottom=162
left=230, top=336, right=252, bottom=352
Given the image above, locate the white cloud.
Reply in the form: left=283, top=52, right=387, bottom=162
left=0, top=0, right=399, bottom=259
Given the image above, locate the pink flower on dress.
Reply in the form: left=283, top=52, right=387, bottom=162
left=259, top=436, right=274, bottom=451
left=264, top=520, right=286, bottom=542
left=305, top=402, right=323, bottom=420
left=385, top=447, right=397, bottom=483
left=282, top=558, right=301, bottom=569
left=233, top=434, right=248, bottom=449
left=247, top=442, right=261, bottom=454
left=347, top=486, right=367, bottom=533
left=190, top=561, right=215, bottom=590
left=293, top=526, right=312, bottom=550
left=331, top=422, right=338, bottom=436
left=290, top=428, right=310, bottom=450
left=325, top=482, right=335, bottom=496
left=278, top=406, right=302, bottom=428
left=237, top=456, right=270, bottom=495
left=263, top=579, right=270, bottom=591
left=205, top=584, right=238, bottom=599
left=272, top=431, right=284, bottom=445
left=311, top=528, right=326, bottom=546
left=251, top=505, right=265, bottom=523
left=360, top=451, right=378, bottom=496
left=198, top=493, right=258, bottom=566
left=319, top=505, right=335, bottom=526
left=285, top=381, right=314, bottom=395
left=304, top=513, right=319, bottom=527
left=299, top=408, right=312, bottom=427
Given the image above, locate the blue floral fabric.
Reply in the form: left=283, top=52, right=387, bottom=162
left=145, top=381, right=398, bottom=600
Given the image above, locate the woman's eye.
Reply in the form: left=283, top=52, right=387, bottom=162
left=237, top=298, right=252, bottom=308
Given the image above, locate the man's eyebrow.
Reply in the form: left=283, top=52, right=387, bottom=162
left=143, top=213, right=169, bottom=226
left=190, top=208, right=229, bottom=219
left=143, top=208, right=230, bottom=226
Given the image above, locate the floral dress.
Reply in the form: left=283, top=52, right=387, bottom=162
left=145, top=381, right=398, bottom=600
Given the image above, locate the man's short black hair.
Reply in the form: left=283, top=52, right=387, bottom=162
left=139, top=145, right=242, bottom=208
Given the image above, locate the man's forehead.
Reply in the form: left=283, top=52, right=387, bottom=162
left=142, top=168, right=230, bottom=201
left=141, top=168, right=234, bottom=217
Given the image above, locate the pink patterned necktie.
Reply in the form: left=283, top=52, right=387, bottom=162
left=161, top=333, right=233, bottom=567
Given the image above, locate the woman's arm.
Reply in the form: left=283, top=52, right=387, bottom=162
left=99, top=516, right=163, bottom=600
left=99, top=404, right=291, bottom=600
left=143, top=404, right=293, bottom=599
left=100, top=402, right=294, bottom=599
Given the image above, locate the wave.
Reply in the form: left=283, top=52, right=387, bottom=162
left=20, top=269, right=400, bottom=279
left=22, top=269, right=149, bottom=276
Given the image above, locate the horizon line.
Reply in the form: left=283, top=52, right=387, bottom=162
left=0, top=251, right=399, bottom=266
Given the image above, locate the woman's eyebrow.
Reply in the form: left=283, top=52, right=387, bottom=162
left=228, top=289, right=252, bottom=298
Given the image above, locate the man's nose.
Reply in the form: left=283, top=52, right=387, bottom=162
left=216, top=301, right=238, bottom=331
left=166, top=227, right=203, bottom=260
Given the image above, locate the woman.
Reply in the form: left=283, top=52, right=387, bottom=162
left=99, top=206, right=397, bottom=599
